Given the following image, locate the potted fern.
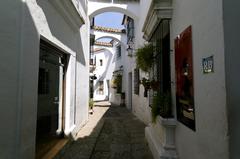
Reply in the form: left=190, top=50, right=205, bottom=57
left=135, top=43, right=154, bottom=72
left=151, top=91, right=173, bottom=122
left=111, top=74, right=122, bottom=93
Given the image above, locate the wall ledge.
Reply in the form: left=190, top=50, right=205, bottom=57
left=49, top=0, right=85, bottom=32
left=142, top=0, right=173, bottom=41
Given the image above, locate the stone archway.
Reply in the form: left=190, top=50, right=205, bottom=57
left=88, top=1, right=139, bottom=21
left=95, top=35, right=126, bottom=48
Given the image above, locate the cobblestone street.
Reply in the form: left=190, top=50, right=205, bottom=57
left=54, top=103, right=153, bottom=159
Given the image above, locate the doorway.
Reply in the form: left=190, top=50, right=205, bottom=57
left=128, top=72, right=132, bottom=110
left=36, top=40, right=66, bottom=158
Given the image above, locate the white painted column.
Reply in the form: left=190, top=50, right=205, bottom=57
left=64, top=54, right=76, bottom=135
left=56, top=62, right=64, bottom=135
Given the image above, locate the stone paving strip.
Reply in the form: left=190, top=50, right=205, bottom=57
left=54, top=102, right=153, bottom=159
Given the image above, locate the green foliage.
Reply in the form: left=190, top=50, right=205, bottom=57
left=89, top=98, right=94, bottom=109
left=159, top=91, right=172, bottom=118
left=140, top=77, right=150, bottom=89
left=151, top=93, right=161, bottom=123
left=136, top=43, right=154, bottom=72
left=112, top=74, right=122, bottom=93
left=151, top=91, right=172, bottom=123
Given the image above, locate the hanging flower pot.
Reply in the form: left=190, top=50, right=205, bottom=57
left=135, top=43, right=154, bottom=72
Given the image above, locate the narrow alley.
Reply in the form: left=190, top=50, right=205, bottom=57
left=54, top=102, right=153, bottom=159
left=1, top=0, right=240, bottom=159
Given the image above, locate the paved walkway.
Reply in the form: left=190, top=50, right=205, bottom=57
left=54, top=102, right=153, bottom=159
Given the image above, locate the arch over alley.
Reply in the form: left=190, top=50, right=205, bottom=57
left=88, top=0, right=139, bottom=20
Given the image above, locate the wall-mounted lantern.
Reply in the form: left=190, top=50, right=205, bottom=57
left=90, top=74, right=97, bottom=80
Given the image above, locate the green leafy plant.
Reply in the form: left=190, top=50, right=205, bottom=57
left=151, top=93, right=161, bottom=123
left=141, top=77, right=150, bottom=90
left=111, top=74, right=122, bottom=93
left=159, top=91, right=172, bottom=118
left=89, top=98, right=94, bottom=109
left=151, top=91, right=173, bottom=123
left=136, top=43, right=154, bottom=72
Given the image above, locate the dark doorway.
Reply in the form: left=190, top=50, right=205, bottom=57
left=36, top=40, right=66, bottom=158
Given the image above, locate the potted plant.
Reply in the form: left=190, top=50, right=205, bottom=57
left=89, top=98, right=94, bottom=114
left=135, top=43, right=154, bottom=72
left=111, top=74, right=122, bottom=93
left=147, top=91, right=177, bottom=159
left=151, top=91, right=173, bottom=122
left=141, top=77, right=150, bottom=97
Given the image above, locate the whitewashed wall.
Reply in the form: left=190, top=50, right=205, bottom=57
left=223, top=0, right=240, bottom=158
left=93, top=49, right=113, bottom=101
left=171, top=0, right=228, bottom=159
left=0, top=1, right=39, bottom=158
left=0, top=0, right=89, bottom=158
left=131, top=0, right=152, bottom=124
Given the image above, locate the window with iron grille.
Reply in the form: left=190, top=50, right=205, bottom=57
left=134, top=69, right=139, bottom=95
left=149, top=20, right=171, bottom=118
left=38, top=68, right=49, bottom=94
left=116, top=45, right=121, bottom=58
left=127, top=17, right=134, bottom=43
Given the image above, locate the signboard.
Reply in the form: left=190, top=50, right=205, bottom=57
left=202, top=56, right=214, bottom=73
left=175, top=26, right=195, bottom=131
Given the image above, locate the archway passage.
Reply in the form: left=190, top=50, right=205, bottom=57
left=89, top=0, right=138, bottom=107
left=88, top=1, right=139, bottom=21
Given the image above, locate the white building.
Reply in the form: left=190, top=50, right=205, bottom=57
left=1, top=0, right=240, bottom=158
left=90, top=24, right=127, bottom=105
left=92, top=47, right=113, bottom=101
left=0, top=0, right=89, bottom=158
left=131, top=0, right=240, bottom=159
left=89, top=0, right=240, bottom=159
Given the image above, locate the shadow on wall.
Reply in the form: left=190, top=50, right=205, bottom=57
left=0, top=0, right=39, bottom=158
left=36, top=0, right=86, bottom=66
left=76, top=30, right=87, bottom=66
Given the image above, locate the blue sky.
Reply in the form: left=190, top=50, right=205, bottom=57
left=95, top=12, right=124, bottom=29
left=95, top=12, right=124, bottom=43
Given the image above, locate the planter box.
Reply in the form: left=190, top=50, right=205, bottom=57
left=145, top=116, right=178, bottom=159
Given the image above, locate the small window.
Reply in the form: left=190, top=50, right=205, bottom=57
left=116, top=45, right=121, bottom=58
left=134, top=69, right=139, bottom=95
left=100, top=59, right=103, bottom=66
left=90, top=59, right=94, bottom=65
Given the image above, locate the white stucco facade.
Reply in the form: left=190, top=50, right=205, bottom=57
left=92, top=48, right=113, bottom=101
left=0, top=0, right=89, bottom=158
left=1, top=0, right=240, bottom=158
left=136, top=0, right=229, bottom=159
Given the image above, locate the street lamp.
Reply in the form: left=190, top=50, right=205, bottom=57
left=90, top=74, right=97, bottom=80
